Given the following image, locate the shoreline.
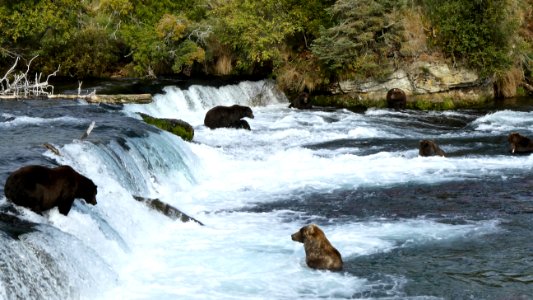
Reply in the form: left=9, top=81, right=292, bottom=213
left=1, top=78, right=531, bottom=110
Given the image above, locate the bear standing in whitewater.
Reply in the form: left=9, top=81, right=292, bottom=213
left=204, top=104, right=254, bottom=130
left=291, top=224, right=343, bottom=271
left=4, top=165, right=97, bottom=216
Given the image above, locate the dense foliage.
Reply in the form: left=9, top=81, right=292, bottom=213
left=0, top=0, right=531, bottom=93
left=311, top=0, right=408, bottom=80
left=420, top=0, right=519, bottom=77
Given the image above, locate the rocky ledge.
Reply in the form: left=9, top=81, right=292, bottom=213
left=318, top=62, right=495, bottom=110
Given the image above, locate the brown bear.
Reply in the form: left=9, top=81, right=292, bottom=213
left=204, top=104, right=254, bottom=130
left=233, top=119, right=251, bottom=130
left=289, top=91, right=312, bottom=109
left=508, top=132, right=533, bottom=154
left=291, top=224, right=343, bottom=271
left=419, top=139, right=446, bottom=157
left=386, top=88, right=407, bottom=109
left=4, top=165, right=97, bottom=216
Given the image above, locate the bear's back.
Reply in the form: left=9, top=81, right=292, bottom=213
left=5, top=165, right=51, bottom=196
left=204, top=105, right=253, bottom=129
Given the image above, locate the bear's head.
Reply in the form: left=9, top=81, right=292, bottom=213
left=77, top=176, right=98, bottom=205
left=291, top=224, right=324, bottom=243
left=419, top=139, right=437, bottom=156
left=508, top=132, right=530, bottom=153
left=508, top=132, right=529, bottom=145
left=508, top=132, right=521, bottom=143
left=386, top=88, right=406, bottom=100
left=232, top=105, right=254, bottom=119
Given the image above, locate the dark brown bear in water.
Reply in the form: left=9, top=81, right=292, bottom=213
left=386, top=88, right=407, bottom=109
left=508, top=132, right=533, bottom=154
left=204, top=104, right=254, bottom=130
left=291, top=224, right=343, bottom=271
left=289, top=91, right=312, bottom=109
left=419, top=139, right=446, bottom=157
left=4, top=165, right=97, bottom=216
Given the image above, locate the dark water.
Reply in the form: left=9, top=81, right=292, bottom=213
left=246, top=177, right=533, bottom=299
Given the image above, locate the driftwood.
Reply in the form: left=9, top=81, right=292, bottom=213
left=1, top=58, right=152, bottom=103
left=521, top=82, right=533, bottom=94
left=0, top=93, right=152, bottom=104
left=0, top=56, right=58, bottom=97
left=0, top=93, right=154, bottom=104
left=133, top=196, right=204, bottom=225
left=48, top=93, right=153, bottom=104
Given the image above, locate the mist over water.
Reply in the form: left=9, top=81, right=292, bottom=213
left=0, top=81, right=532, bottom=299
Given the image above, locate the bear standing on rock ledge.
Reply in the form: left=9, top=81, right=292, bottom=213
left=291, top=224, right=343, bottom=271
left=204, top=104, right=254, bottom=130
left=386, top=88, right=407, bottom=109
left=4, top=165, right=97, bottom=216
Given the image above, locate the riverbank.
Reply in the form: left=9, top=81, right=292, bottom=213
left=2, top=75, right=531, bottom=110
left=312, top=86, right=496, bottom=111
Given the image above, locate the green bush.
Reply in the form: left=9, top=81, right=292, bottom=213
left=421, top=0, right=519, bottom=77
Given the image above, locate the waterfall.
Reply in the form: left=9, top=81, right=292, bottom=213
left=123, top=79, right=288, bottom=125
left=1, top=125, right=201, bottom=299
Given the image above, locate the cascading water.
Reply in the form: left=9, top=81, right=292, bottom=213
left=123, top=79, right=287, bottom=126
left=0, top=80, right=532, bottom=299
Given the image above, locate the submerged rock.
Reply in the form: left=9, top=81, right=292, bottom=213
left=0, top=205, right=38, bottom=240
left=139, top=113, right=194, bottom=141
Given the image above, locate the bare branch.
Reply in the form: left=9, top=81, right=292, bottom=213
left=1, top=56, right=59, bottom=97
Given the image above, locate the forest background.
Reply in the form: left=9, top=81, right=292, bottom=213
left=0, top=0, right=532, bottom=98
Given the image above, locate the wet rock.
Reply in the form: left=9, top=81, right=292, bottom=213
left=139, top=113, right=194, bottom=142
left=0, top=205, right=38, bottom=239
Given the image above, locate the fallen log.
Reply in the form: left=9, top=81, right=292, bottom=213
left=521, top=82, right=533, bottom=95
left=0, top=93, right=153, bottom=104
left=133, top=196, right=204, bottom=225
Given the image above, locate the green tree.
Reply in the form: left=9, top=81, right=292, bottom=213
left=0, top=0, right=81, bottom=67
left=421, top=0, right=520, bottom=77
left=208, top=0, right=301, bottom=72
left=311, top=0, right=407, bottom=80
left=0, top=0, right=124, bottom=77
left=112, top=0, right=208, bottom=77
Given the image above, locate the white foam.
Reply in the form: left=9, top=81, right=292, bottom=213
left=100, top=212, right=499, bottom=300
left=473, top=110, right=533, bottom=133
left=0, top=115, right=82, bottom=128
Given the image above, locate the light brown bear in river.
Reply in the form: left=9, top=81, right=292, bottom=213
left=291, top=224, right=343, bottom=271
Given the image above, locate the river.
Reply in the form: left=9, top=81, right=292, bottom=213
left=0, top=80, right=532, bottom=299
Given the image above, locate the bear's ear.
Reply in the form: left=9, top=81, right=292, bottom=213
left=306, top=224, right=317, bottom=235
